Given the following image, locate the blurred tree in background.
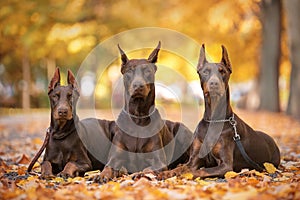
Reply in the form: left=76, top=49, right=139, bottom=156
left=0, top=0, right=299, bottom=120
left=259, top=0, right=281, bottom=112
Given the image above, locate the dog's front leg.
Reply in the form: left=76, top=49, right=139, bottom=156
left=58, top=162, right=90, bottom=178
left=93, top=141, right=126, bottom=183
left=145, top=136, right=168, bottom=172
left=41, top=161, right=55, bottom=179
left=144, top=151, right=167, bottom=173
left=186, top=138, right=206, bottom=169
left=192, top=141, right=235, bottom=178
left=157, top=138, right=204, bottom=180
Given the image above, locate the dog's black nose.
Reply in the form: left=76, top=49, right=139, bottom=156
left=133, top=81, right=145, bottom=90
left=209, top=80, right=219, bottom=87
left=58, top=108, right=68, bottom=117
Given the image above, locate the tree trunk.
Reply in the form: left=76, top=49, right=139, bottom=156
left=22, top=47, right=30, bottom=111
left=259, top=0, right=281, bottom=112
left=284, top=0, right=300, bottom=120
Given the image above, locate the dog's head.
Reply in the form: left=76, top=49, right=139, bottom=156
left=48, top=68, right=80, bottom=123
left=197, top=44, right=232, bottom=99
left=118, top=42, right=161, bottom=100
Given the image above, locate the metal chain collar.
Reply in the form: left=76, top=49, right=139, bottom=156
left=204, top=113, right=240, bottom=140
left=121, top=107, right=157, bottom=119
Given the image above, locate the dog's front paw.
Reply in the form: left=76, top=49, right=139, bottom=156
left=57, top=171, right=76, bottom=179
left=157, top=170, right=176, bottom=180
left=157, top=165, right=190, bottom=180
left=92, top=167, right=115, bottom=183
left=40, top=172, right=55, bottom=180
left=92, top=174, right=111, bottom=184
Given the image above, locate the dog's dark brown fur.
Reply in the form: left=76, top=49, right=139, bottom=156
left=159, top=44, right=280, bottom=179
left=30, top=68, right=115, bottom=178
left=94, top=42, right=192, bottom=182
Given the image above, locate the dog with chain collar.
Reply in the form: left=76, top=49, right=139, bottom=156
left=93, top=42, right=193, bottom=182
left=158, top=44, right=280, bottom=179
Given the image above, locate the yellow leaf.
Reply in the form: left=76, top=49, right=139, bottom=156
left=264, top=162, right=277, bottom=174
left=224, top=171, right=239, bottom=179
left=27, top=176, right=37, bottom=181
left=181, top=173, right=193, bottom=180
left=195, top=177, right=210, bottom=186
left=84, top=170, right=100, bottom=176
left=53, top=177, right=65, bottom=183
left=254, top=171, right=265, bottom=177
left=71, top=177, right=84, bottom=183
left=16, top=179, right=27, bottom=187
left=31, top=162, right=40, bottom=170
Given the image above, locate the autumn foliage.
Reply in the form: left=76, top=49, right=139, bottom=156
left=1, top=109, right=300, bottom=199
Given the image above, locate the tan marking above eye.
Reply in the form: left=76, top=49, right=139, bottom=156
left=219, top=67, right=226, bottom=74
left=54, top=92, right=60, bottom=97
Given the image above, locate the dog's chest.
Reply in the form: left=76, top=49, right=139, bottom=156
left=47, top=133, right=80, bottom=162
left=129, top=136, right=152, bottom=153
left=116, top=130, right=160, bottom=153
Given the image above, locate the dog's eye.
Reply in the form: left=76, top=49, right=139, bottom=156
left=202, top=69, right=210, bottom=76
left=67, top=93, right=72, bottom=99
left=219, top=68, right=226, bottom=75
left=53, top=93, right=60, bottom=99
left=144, top=69, right=152, bottom=76
left=126, top=69, right=134, bottom=77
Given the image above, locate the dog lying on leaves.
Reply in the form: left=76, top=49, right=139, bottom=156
left=28, top=68, right=115, bottom=178
left=92, top=42, right=193, bottom=182
left=158, top=44, right=280, bottom=180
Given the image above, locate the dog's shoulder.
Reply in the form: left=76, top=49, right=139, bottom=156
left=78, top=118, right=114, bottom=139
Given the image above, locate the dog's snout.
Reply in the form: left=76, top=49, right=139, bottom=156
left=133, top=81, right=145, bottom=90
left=58, top=107, right=68, bottom=117
left=208, top=77, right=220, bottom=89
left=209, top=80, right=219, bottom=87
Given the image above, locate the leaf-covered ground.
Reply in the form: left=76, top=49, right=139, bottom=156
left=1, top=108, right=300, bottom=200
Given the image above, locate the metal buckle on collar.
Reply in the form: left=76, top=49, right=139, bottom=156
left=229, top=115, right=237, bottom=126
left=233, top=134, right=240, bottom=141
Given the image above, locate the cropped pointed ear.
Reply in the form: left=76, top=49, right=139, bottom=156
left=147, top=41, right=161, bottom=63
left=197, top=44, right=207, bottom=71
left=221, top=45, right=232, bottom=73
left=48, top=67, right=61, bottom=94
left=67, top=69, right=80, bottom=94
left=118, top=44, right=129, bottom=66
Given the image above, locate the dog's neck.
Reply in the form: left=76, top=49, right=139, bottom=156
left=124, top=87, right=155, bottom=125
left=203, top=88, right=233, bottom=121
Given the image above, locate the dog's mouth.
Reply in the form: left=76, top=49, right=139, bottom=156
left=205, top=84, right=225, bottom=97
left=204, top=88, right=224, bottom=98
left=130, top=87, right=150, bottom=99
left=131, top=92, right=147, bottom=99
left=53, top=112, right=73, bottom=121
left=207, top=91, right=221, bottom=97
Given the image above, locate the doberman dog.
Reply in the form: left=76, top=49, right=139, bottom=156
left=28, top=68, right=115, bottom=178
left=93, top=42, right=193, bottom=182
left=159, top=44, right=280, bottom=179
